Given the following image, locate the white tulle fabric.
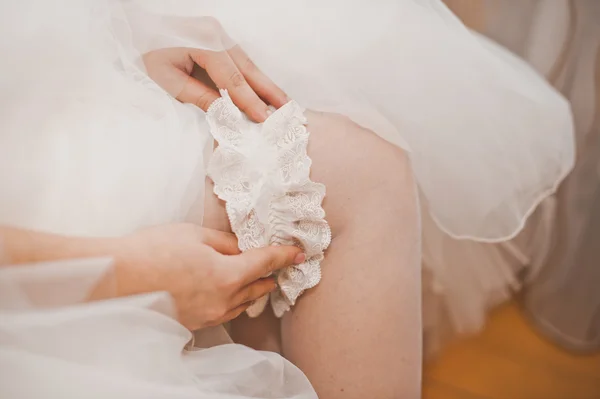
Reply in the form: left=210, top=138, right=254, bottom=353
left=0, top=0, right=574, bottom=242
left=207, top=91, right=331, bottom=317
left=0, top=0, right=577, bottom=384
left=0, top=259, right=317, bottom=398
left=117, top=0, right=575, bottom=242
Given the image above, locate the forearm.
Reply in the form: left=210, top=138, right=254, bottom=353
left=0, top=226, right=119, bottom=265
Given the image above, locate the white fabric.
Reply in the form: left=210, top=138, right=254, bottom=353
left=134, top=0, right=575, bottom=242
left=0, top=258, right=317, bottom=398
left=207, top=91, right=330, bottom=317
left=0, top=0, right=576, bottom=390
left=0, top=0, right=574, bottom=242
left=0, top=1, right=212, bottom=237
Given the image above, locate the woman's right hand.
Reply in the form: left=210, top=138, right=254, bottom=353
left=115, top=223, right=304, bottom=330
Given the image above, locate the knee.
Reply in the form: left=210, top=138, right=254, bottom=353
left=306, top=111, right=418, bottom=231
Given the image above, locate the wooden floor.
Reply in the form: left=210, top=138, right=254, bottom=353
left=423, top=302, right=600, bottom=399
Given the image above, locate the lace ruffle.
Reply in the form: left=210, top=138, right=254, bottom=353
left=206, top=90, right=331, bottom=317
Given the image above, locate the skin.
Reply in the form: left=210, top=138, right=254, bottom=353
left=2, top=19, right=422, bottom=397
left=143, top=19, right=289, bottom=123
left=0, top=224, right=304, bottom=330
left=143, top=27, right=422, bottom=397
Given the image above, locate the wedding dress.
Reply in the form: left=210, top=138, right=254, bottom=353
left=0, top=0, right=575, bottom=395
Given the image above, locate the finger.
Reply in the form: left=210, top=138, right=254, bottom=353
left=192, top=50, right=269, bottom=122
left=176, top=75, right=221, bottom=112
left=143, top=50, right=190, bottom=98
left=202, top=229, right=240, bottom=255
left=218, top=301, right=252, bottom=324
left=233, top=246, right=305, bottom=285
left=230, top=277, right=276, bottom=307
left=227, top=45, right=289, bottom=108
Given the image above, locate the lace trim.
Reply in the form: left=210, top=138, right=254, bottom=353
left=206, top=90, right=331, bottom=318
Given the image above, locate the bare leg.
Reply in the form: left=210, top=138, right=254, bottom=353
left=204, top=111, right=422, bottom=398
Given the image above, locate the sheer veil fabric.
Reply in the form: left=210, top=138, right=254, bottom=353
left=0, top=0, right=575, bottom=394
left=0, top=259, right=318, bottom=398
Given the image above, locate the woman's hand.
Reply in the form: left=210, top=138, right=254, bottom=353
left=0, top=224, right=301, bottom=330
left=143, top=21, right=288, bottom=122
left=116, top=224, right=304, bottom=330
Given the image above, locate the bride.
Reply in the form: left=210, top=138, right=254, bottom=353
left=0, top=0, right=574, bottom=397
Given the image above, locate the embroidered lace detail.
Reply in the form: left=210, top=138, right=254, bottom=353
left=206, top=90, right=331, bottom=317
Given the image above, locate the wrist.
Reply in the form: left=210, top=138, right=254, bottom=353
left=0, top=226, right=121, bottom=265
left=52, top=233, right=143, bottom=300
left=31, top=232, right=122, bottom=265
left=55, top=234, right=148, bottom=301
left=0, top=225, right=152, bottom=302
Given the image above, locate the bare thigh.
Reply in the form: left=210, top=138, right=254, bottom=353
left=203, top=111, right=422, bottom=398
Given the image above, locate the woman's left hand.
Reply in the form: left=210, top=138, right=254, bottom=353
left=143, top=21, right=288, bottom=122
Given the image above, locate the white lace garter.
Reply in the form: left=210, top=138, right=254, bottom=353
left=206, top=90, right=331, bottom=318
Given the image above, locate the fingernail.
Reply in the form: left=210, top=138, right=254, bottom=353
left=294, top=253, right=306, bottom=264
left=266, top=108, right=273, bottom=117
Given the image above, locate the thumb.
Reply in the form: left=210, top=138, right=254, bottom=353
left=201, top=229, right=240, bottom=255
left=234, top=246, right=305, bottom=285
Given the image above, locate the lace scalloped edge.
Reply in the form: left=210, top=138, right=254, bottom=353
left=206, top=90, right=331, bottom=318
